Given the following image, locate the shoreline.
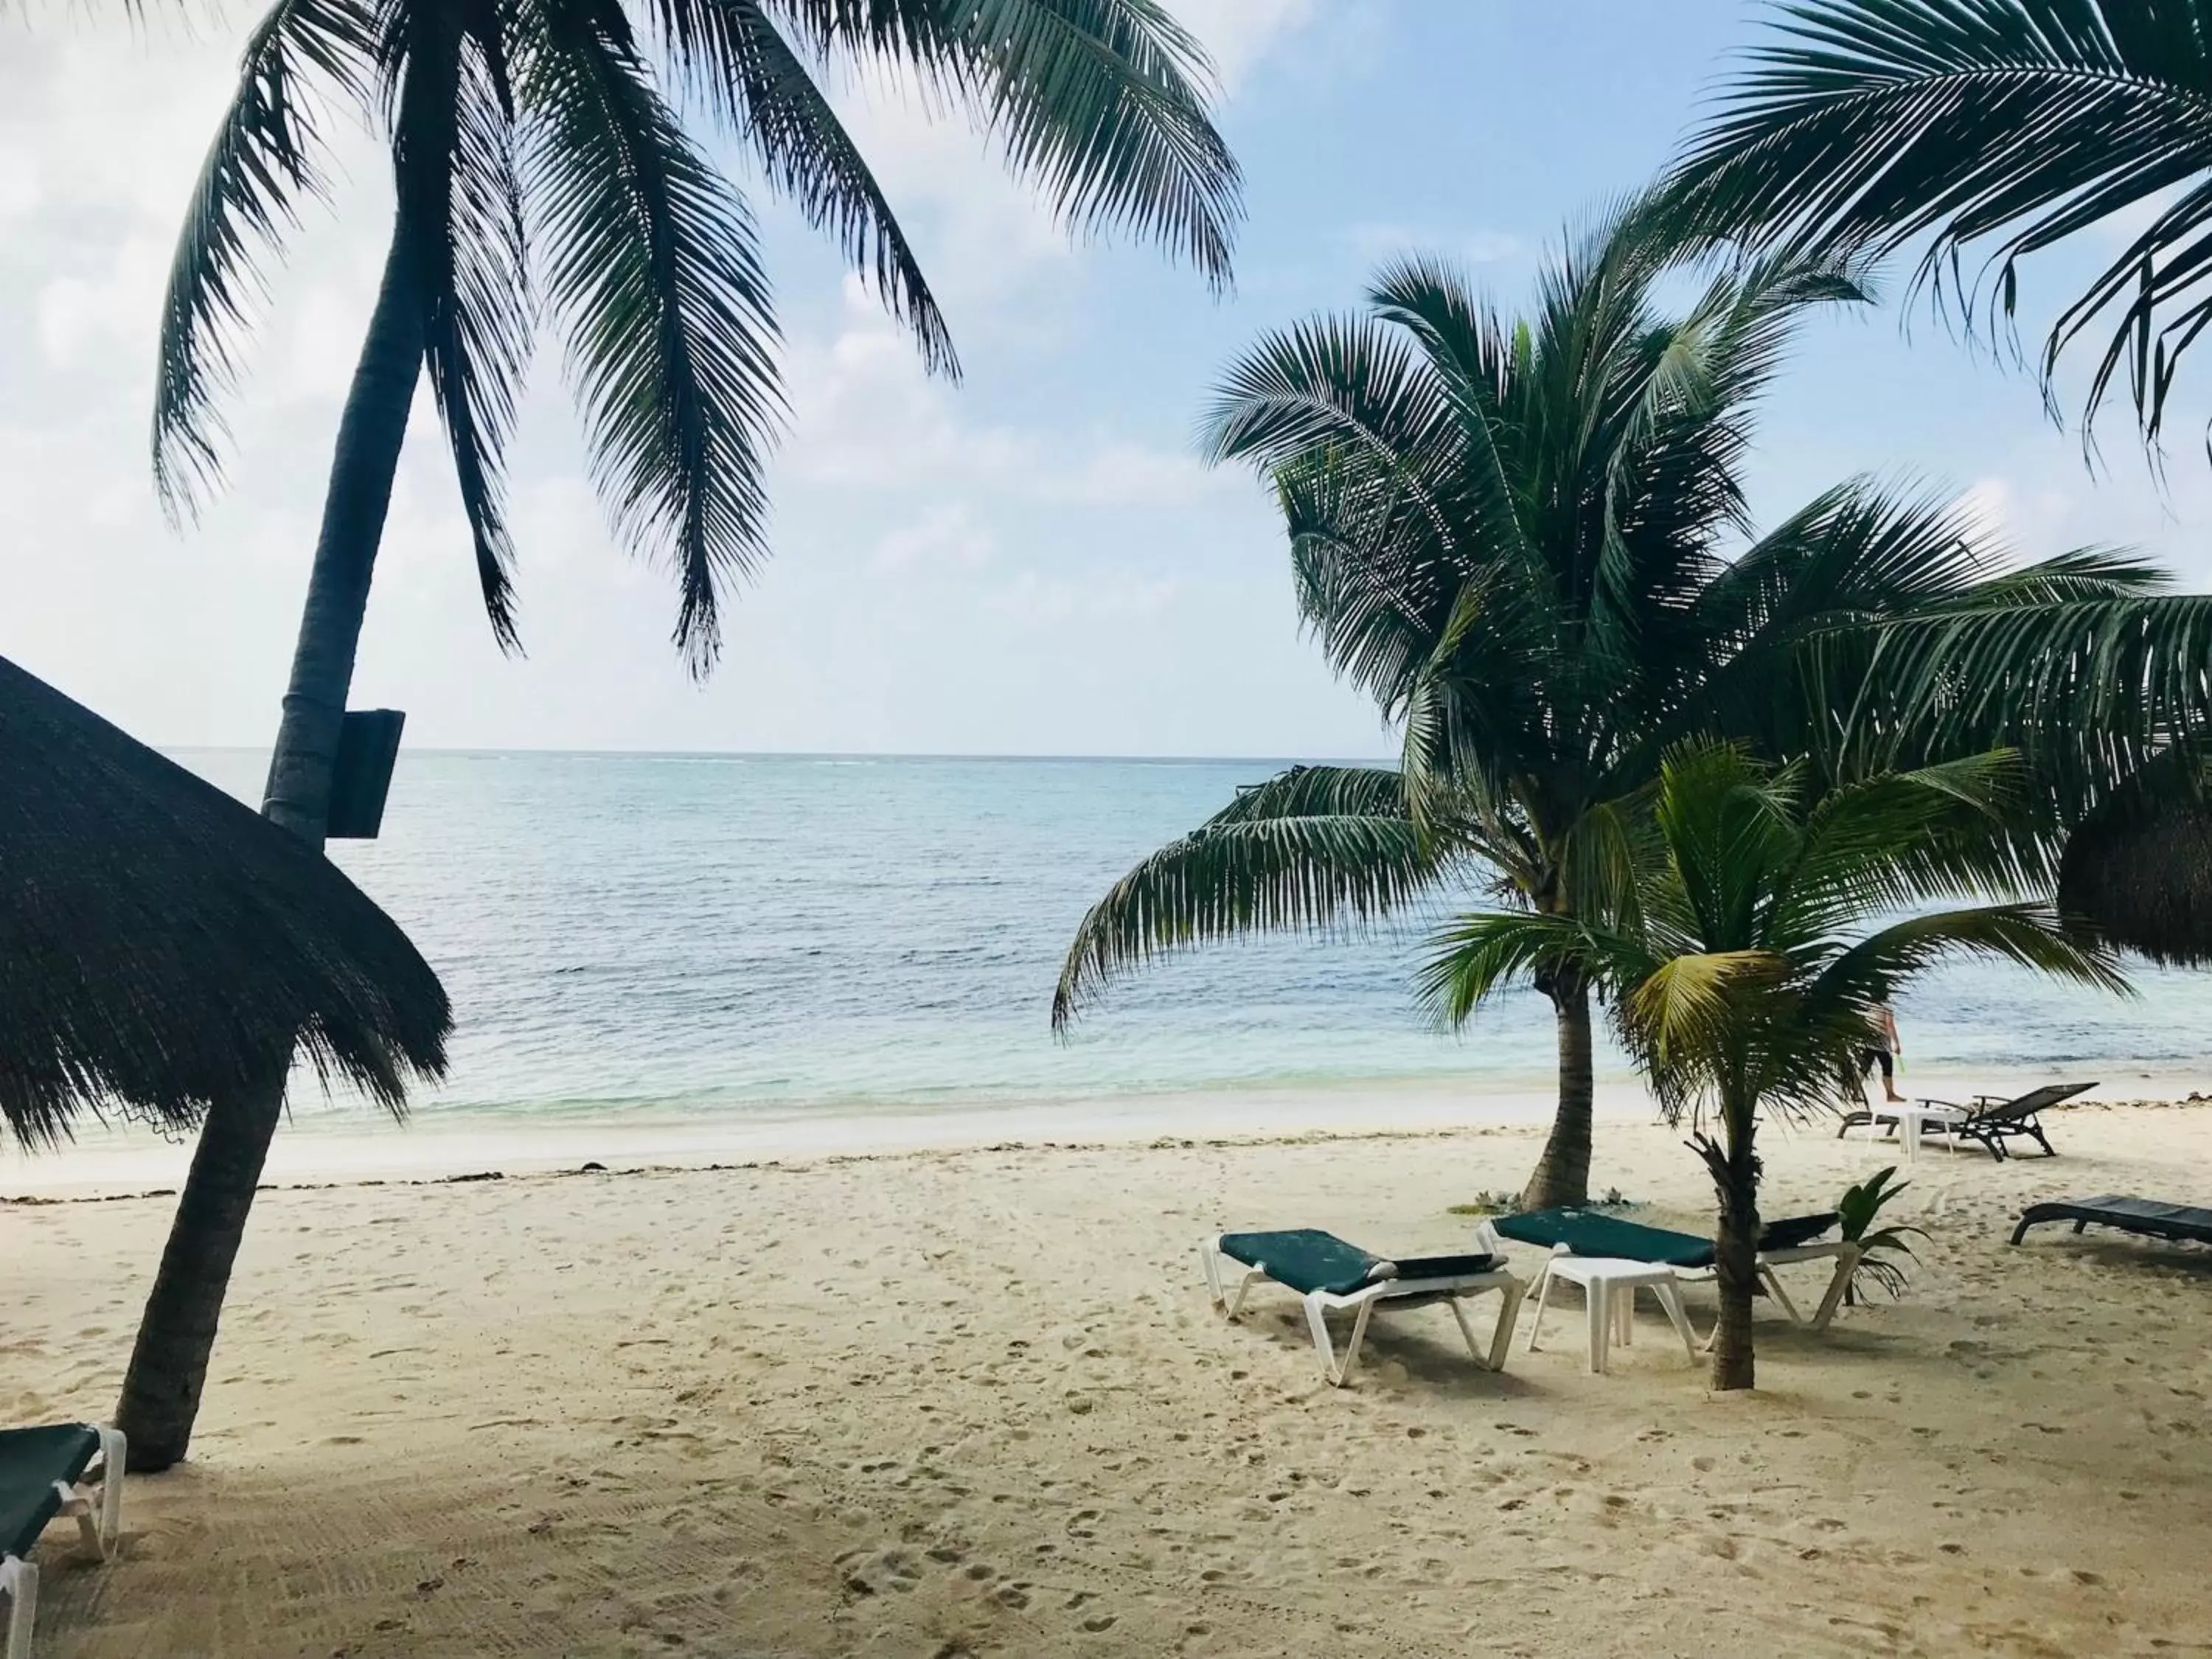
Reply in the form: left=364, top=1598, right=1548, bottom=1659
left=9, top=1061, right=2208, bottom=1199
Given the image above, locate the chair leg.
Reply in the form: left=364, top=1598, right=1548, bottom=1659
left=1198, top=1239, right=1224, bottom=1308
left=3, top=1557, right=37, bottom=1659
left=1756, top=1262, right=1806, bottom=1326
left=97, top=1428, right=125, bottom=1552
left=1302, top=1293, right=1342, bottom=1385
left=1809, top=1249, right=1858, bottom=1332
left=1586, top=1281, right=1610, bottom=1375
left=1486, top=1281, right=1524, bottom=1371
left=1524, top=1262, right=1557, bottom=1354
left=1651, top=1281, right=1700, bottom=1362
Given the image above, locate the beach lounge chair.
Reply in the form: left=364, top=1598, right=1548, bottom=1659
left=1199, top=1226, right=1526, bottom=1387
left=2011, top=1194, right=2212, bottom=1250
left=1492, top=1208, right=1860, bottom=1340
left=1, top=1424, right=124, bottom=1659
left=1839, top=1081, right=2093, bottom=1161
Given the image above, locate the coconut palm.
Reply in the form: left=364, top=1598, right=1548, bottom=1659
left=1052, top=212, right=2212, bottom=1211
left=133, top=0, right=1238, bottom=1468
left=1421, top=742, right=2123, bottom=1388
left=1660, top=0, right=2212, bottom=449
left=164, top=0, right=1241, bottom=844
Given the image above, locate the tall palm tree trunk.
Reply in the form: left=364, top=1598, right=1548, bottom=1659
left=262, top=218, right=425, bottom=847
left=1520, top=976, right=1595, bottom=1210
left=1705, top=1104, right=1761, bottom=1391
left=112, top=1065, right=287, bottom=1470
left=115, top=214, right=423, bottom=1467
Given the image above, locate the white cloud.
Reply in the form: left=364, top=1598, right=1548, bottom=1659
left=1172, top=0, right=1321, bottom=89
left=1346, top=222, right=1531, bottom=268
left=0, top=146, right=39, bottom=217
left=780, top=277, right=1228, bottom=509
left=34, top=235, right=167, bottom=366
left=990, top=568, right=1183, bottom=626
left=873, top=502, right=995, bottom=573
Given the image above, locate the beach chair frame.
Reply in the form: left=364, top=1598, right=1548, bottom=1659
left=1910, top=1083, right=2092, bottom=1159
left=1841, top=1082, right=2093, bottom=1161
left=1197, top=1228, right=1526, bottom=1388
left=3, top=1425, right=124, bottom=1659
left=1674, top=1241, right=1863, bottom=1343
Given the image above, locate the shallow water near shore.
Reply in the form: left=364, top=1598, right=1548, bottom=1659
left=16, top=748, right=2212, bottom=1189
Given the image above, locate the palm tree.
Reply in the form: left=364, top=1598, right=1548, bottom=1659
left=123, top=0, right=1239, bottom=1470
left=1422, top=742, right=2123, bottom=1388
left=1660, top=0, right=2212, bottom=449
left=1051, top=212, right=2212, bottom=1212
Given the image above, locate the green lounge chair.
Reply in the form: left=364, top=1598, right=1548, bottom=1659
left=1200, top=1225, right=1526, bottom=1387
left=1, top=1424, right=124, bottom=1659
left=1493, top=1208, right=1860, bottom=1339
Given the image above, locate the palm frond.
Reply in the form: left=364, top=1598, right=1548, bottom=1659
left=643, top=0, right=956, bottom=375
left=383, top=0, right=533, bottom=646
left=1812, top=902, right=2130, bottom=1019
left=1201, top=764, right=1408, bottom=825
left=757, top=0, right=1239, bottom=285
left=1663, top=0, right=2212, bottom=442
left=1417, top=909, right=1644, bottom=1030
left=1053, top=800, right=1441, bottom=1029
left=520, top=0, right=785, bottom=674
left=153, top=0, right=378, bottom=517
left=1626, top=949, right=1782, bottom=1067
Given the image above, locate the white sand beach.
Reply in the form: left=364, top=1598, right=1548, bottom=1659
left=8, top=1096, right=2212, bottom=1657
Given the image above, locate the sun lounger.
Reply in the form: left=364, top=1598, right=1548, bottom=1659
left=1840, top=1081, right=2093, bottom=1161
left=1, top=1424, right=124, bottom=1659
left=1199, top=1226, right=1526, bottom=1387
left=2011, top=1194, right=2212, bottom=1249
left=1492, top=1207, right=1860, bottom=1337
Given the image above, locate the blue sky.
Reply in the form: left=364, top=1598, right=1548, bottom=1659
left=4, top=1, right=2208, bottom=756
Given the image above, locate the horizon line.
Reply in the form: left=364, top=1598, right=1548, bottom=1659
left=161, top=745, right=1403, bottom=766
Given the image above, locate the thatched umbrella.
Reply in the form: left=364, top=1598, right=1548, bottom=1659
left=0, top=653, right=450, bottom=1467
left=2059, top=765, right=2212, bottom=967
left=0, top=652, right=450, bottom=1145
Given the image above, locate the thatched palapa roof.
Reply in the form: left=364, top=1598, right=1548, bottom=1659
left=2058, top=751, right=2212, bottom=968
left=0, top=654, right=451, bottom=1150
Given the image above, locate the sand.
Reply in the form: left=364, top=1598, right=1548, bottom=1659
left=7, top=1100, right=2212, bottom=1657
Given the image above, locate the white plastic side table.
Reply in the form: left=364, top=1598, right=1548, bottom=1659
left=1524, top=1253, right=1700, bottom=1374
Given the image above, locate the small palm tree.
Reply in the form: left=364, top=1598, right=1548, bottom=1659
left=122, top=0, right=1239, bottom=1471
left=1421, top=742, right=2124, bottom=1389
left=1051, top=209, right=2212, bottom=1212
left=1660, top=0, right=2212, bottom=446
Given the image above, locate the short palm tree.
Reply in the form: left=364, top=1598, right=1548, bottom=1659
left=1660, top=0, right=2212, bottom=448
left=1422, top=742, right=2124, bottom=1389
left=125, top=0, right=1239, bottom=1471
left=1051, top=212, right=2212, bottom=1211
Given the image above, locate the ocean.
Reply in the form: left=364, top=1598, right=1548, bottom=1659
left=150, top=748, right=2212, bottom=1136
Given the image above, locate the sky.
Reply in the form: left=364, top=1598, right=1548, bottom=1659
left=6, top=0, right=2212, bottom=758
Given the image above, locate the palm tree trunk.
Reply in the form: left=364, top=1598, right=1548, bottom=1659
left=1707, top=1104, right=1761, bottom=1391
left=115, top=212, right=423, bottom=1469
left=1518, top=977, right=1595, bottom=1211
left=113, top=1064, right=287, bottom=1471
left=261, top=215, right=425, bottom=847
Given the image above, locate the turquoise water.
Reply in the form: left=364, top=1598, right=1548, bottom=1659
left=174, top=751, right=2212, bottom=1124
